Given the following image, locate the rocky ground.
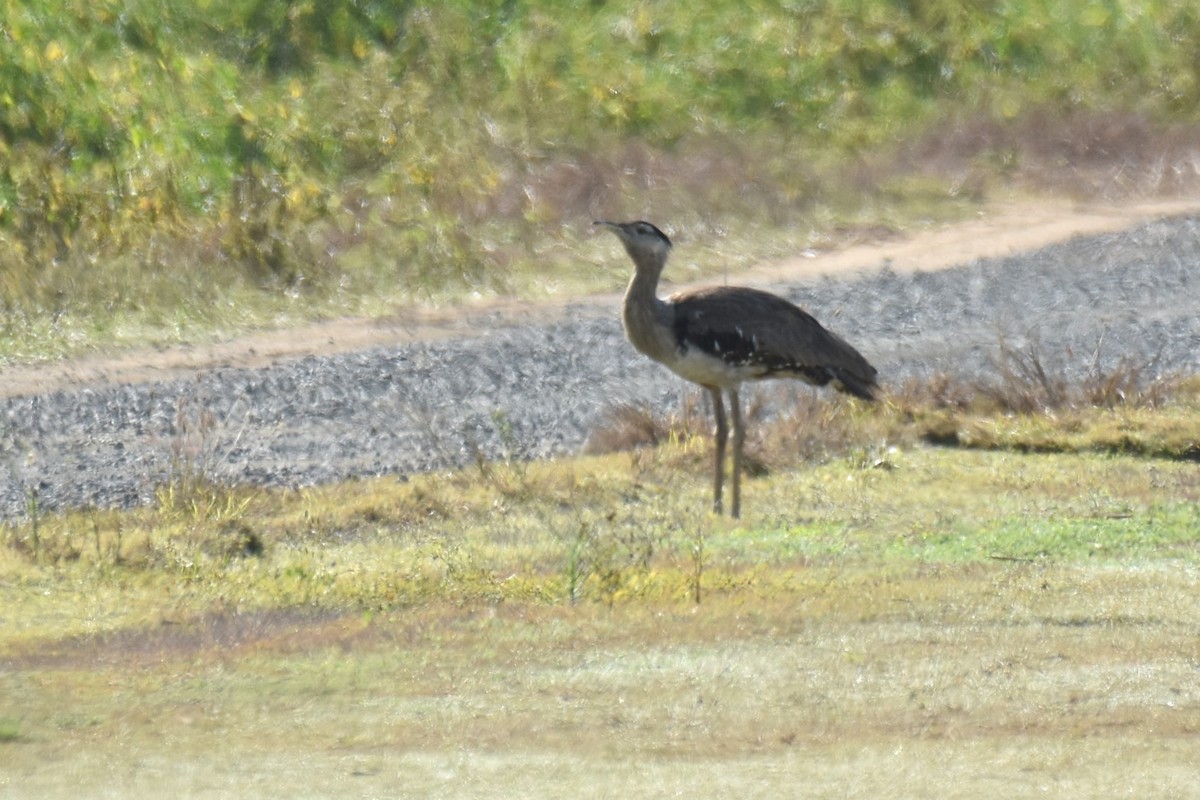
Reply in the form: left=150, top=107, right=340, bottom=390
left=3, top=210, right=1199, bottom=516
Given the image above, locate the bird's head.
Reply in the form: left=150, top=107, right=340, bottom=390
left=594, top=220, right=672, bottom=268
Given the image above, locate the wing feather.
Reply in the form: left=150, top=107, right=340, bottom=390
left=670, top=286, right=878, bottom=399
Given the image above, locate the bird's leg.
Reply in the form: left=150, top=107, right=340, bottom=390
left=708, top=386, right=727, bottom=515
left=729, top=388, right=743, bottom=519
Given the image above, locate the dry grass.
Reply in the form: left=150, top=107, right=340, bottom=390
left=973, top=335, right=1182, bottom=414
left=581, top=337, right=1200, bottom=478
left=4, top=346, right=1200, bottom=797
left=908, top=107, right=1200, bottom=201
left=582, top=394, right=710, bottom=455
left=902, top=343, right=1200, bottom=460
left=3, top=566, right=1199, bottom=798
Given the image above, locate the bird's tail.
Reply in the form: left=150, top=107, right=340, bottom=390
left=831, top=368, right=878, bottom=401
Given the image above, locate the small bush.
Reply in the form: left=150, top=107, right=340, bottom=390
left=979, top=337, right=1180, bottom=413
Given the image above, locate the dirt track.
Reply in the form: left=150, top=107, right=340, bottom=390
left=3, top=196, right=1200, bottom=515
left=2, top=196, right=1196, bottom=400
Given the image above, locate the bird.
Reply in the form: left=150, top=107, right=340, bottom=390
left=595, top=219, right=878, bottom=518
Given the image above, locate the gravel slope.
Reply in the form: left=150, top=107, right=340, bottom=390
left=3, top=215, right=1199, bottom=515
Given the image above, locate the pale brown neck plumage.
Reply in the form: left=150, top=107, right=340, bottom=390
left=594, top=220, right=677, bottom=363
left=619, top=239, right=676, bottom=364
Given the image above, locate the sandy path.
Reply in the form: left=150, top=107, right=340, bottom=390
left=2, top=195, right=1197, bottom=400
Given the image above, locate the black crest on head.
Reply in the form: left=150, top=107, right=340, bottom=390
left=630, top=221, right=671, bottom=248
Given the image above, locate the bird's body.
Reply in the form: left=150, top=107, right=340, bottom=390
left=597, top=219, right=878, bottom=517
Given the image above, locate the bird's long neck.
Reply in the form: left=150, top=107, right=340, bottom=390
left=621, top=251, right=676, bottom=363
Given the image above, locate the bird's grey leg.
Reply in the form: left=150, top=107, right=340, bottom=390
left=729, top=388, right=743, bottom=519
left=708, top=386, right=727, bottom=514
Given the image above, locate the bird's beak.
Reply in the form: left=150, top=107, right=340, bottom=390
left=593, top=220, right=624, bottom=242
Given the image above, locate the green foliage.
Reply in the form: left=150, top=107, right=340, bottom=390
left=2, top=1, right=1200, bottom=358
left=0, top=717, right=20, bottom=742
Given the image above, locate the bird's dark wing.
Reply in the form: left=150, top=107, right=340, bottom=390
left=670, top=286, right=878, bottom=399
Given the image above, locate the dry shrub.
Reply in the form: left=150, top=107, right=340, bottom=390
left=1079, top=356, right=1180, bottom=409
left=751, top=388, right=860, bottom=466
left=978, top=337, right=1181, bottom=414
left=583, top=336, right=1191, bottom=474
left=979, top=340, right=1070, bottom=413
left=582, top=404, right=668, bottom=455
left=906, top=107, right=1200, bottom=200
left=585, top=385, right=885, bottom=478
left=582, top=395, right=708, bottom=455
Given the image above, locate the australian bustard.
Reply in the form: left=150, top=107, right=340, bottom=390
left=595, top=220, right=878, bottom=518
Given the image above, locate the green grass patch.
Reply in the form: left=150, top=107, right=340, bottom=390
left=4, top=411, right=1200, bottom=797
left=0, top=717, right=20, bottom=743
left=925, top=404, right=1200, bottom=460
left=890, top=503, right=1200, bottom=562
left=3, top=560, right=1199, bottom=797
left=4, top=426, right=1199, bottom=648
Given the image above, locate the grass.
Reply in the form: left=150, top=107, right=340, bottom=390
left=5, top=345, right=1200, bottom=621
left=5, top=1, right=1200, bottom=361
left=3, top=382, right=1200, bottom=797
left=5, top=4, right=1200, bottom=792
left=3, top=563, right=1199, bottom=798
